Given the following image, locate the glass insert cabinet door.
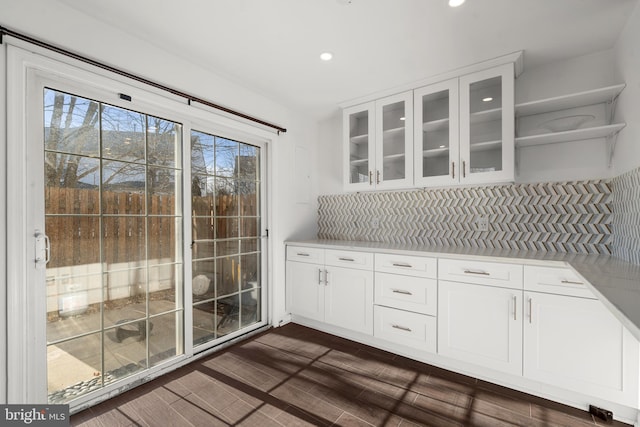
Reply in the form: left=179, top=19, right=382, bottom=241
left=414, top=79, right=460, bottom=187
left=343, top=101, right=375, bottom=191
left=343, top=92, right=413, bottom=191
left=459, top=63, right=515, bottom=184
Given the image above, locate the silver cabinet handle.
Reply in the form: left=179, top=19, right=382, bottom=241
left=325, top=270, right=329, bottom=286
left=462, top=160, right=466, bottom=178
left=561, top=279, right=583, bottom=285
left=529, top=298, right=533, bottom=323
left=513, top=295, right=517, bottom=320
left=369, top=170, right=373, bottom=185
left=376, top=170, right=381, bottom=184
left=392, top=324, right=411, bottom=332
left=392, top=262, right=412, bottom=268
left=297, top=252, right=310, bottom=257
left=463, top=269, right=490, bottom=276
left=392, top=289, right=412, bottom=295
left=338, top=257, right=355, bottom=262
left=318, top=268, right=323, bottom=285
left=451, top=161, right=455, bottom=179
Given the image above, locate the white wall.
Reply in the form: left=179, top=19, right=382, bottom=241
left=0, top=0, right=318, bottom=349
left=613, top=0, right=640, bottom=175
left=317, top=110, right=343, bottom=196
left=0, top=40, right=7, bottom=405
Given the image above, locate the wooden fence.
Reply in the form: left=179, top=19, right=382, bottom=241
left=45, top=187, right=258, bottom=269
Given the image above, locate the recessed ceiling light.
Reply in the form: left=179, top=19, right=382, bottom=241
left=482, top=97, right=493, bottom=102
left=449, top=0, right=465, bottom=7
left=320, top=52, right=333, bottom=61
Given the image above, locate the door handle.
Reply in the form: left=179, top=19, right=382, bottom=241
left=35, top=230, right=50, bottom=267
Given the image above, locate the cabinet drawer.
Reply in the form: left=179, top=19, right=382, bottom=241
left=375, top=273, right=437, bottom=315
left=287, top=246, right=324, bottom=264
left=375, top=253, right=437, bottom=278
left=524, top=265, right=595, bottom=298
left=325, top=249, right=373, bottom=270
left=374, top=305, right=436, bottom=353
left=438, top=258, right=523, bottom=289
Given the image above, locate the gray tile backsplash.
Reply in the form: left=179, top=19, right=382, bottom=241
left=611, top=167, right=640, bottom=264
left=318, top=180, right=613, bottom=255
left=320, top=167, right=640, bottom=263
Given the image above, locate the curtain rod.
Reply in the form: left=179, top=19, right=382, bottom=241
left=0, top=25, right=287, bottom=134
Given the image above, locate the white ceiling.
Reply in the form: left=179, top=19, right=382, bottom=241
left=56, top=0, right=638, bottom=120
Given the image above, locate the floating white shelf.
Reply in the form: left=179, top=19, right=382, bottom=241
left=383, top=153, right=406, bottom=161
left=515, top=123, right=626, bottom=148
left=515, top=84, right=625, bottom=117
left=350, top=158, right=369, bottom=166
left=382, top=126, right=405, bottom=137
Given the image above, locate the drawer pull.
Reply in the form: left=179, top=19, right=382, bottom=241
left=392, top=262, right=413, bottom=268
left=338, top=257, right=355, bottom=262
left=463, top=269, right=490, bottom=276
left=392, top=289, right=413, bottom=295
left=561, top=279, right=583, bottom=285
left=296, top=252, right=310, bottom=257
left=392, top=324, right=412, bottom=332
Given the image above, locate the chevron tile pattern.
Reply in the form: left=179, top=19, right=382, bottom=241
left=318, top=181, right=612, bottom=254
left=611, top=167, right=640, bottom=264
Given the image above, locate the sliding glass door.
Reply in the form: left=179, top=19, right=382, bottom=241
left=8, top=48, right=269, bottom=407
left=43, top=88, right=184, bottom=403
left=190, top=130, right=262, bottom=347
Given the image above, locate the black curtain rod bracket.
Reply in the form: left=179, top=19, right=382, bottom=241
left=0, top=25, right=287, bottom=133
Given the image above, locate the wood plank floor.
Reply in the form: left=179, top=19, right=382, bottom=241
left=71, top=323, right=631, bottom=426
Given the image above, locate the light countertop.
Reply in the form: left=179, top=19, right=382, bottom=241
left=286, top=239, right=640, bottom=342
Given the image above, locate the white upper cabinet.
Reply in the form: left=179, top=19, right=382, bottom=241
left=414, top=79, right=460, bottom=187
left=345, top=62, right=516, bottom=190
left=343, top=92, right=414, bottom=191
left=459, top=63, right=515, bottom=184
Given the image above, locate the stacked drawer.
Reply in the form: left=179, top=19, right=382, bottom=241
left=373, top=253, right=438, bottom=353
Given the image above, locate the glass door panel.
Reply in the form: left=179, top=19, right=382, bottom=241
left=191, top=130, right=262, bottom=347
left=44, top=88, right=184, bottom=404
left=414, top=80, right=459, bottom=186
left=460, top=63, right=514, bottom=184
left=343, top=102, right=374, bottom=190
left=375, top=91, right=413, bottom=189
left=469, top=75, right=503, bottom=175
left=381, top=101, right=406, bottom=181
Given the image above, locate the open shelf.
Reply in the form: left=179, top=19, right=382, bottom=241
left=383, top=153, right=406, bottom=161
left=422, top=147, right=450, bottom=158
left=515, top=84, right=625, bottom=117
left=350, top=158, right=369, bottom=166
left=515, top=123, right=626, bottom=148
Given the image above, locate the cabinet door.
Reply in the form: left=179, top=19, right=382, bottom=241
left=375, top=91, right=414, bottom=190
left=324, top=266, right=374, bottom=335
left=524, top=292, right=638, bottom=406
left=286, top=261, right=325, bottom=322
left=343, top=102, right=376, bottom=191
left=438, top=280, right=522, bottom=375
left=414, top=79, right=460, bottom=186
left=459, top=63, right=514, bottom=184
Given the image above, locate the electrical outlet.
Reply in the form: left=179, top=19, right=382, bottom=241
left=371, top=218, right=380, bottom=229
left=476, top=215, right=489, bottom=231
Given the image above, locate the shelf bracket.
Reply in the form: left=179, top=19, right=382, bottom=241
left=606, top=130, right=621, bottom=168
left=605, top=93, right=621, bottom=124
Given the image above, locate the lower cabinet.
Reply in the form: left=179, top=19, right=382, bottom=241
left=286, top=246, right=374, bottom=335
left=438, top=280, right=523, bottom=376
left=374, top=305, right=437, bottom=352
left=524, top=291, right=638, bottom=406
